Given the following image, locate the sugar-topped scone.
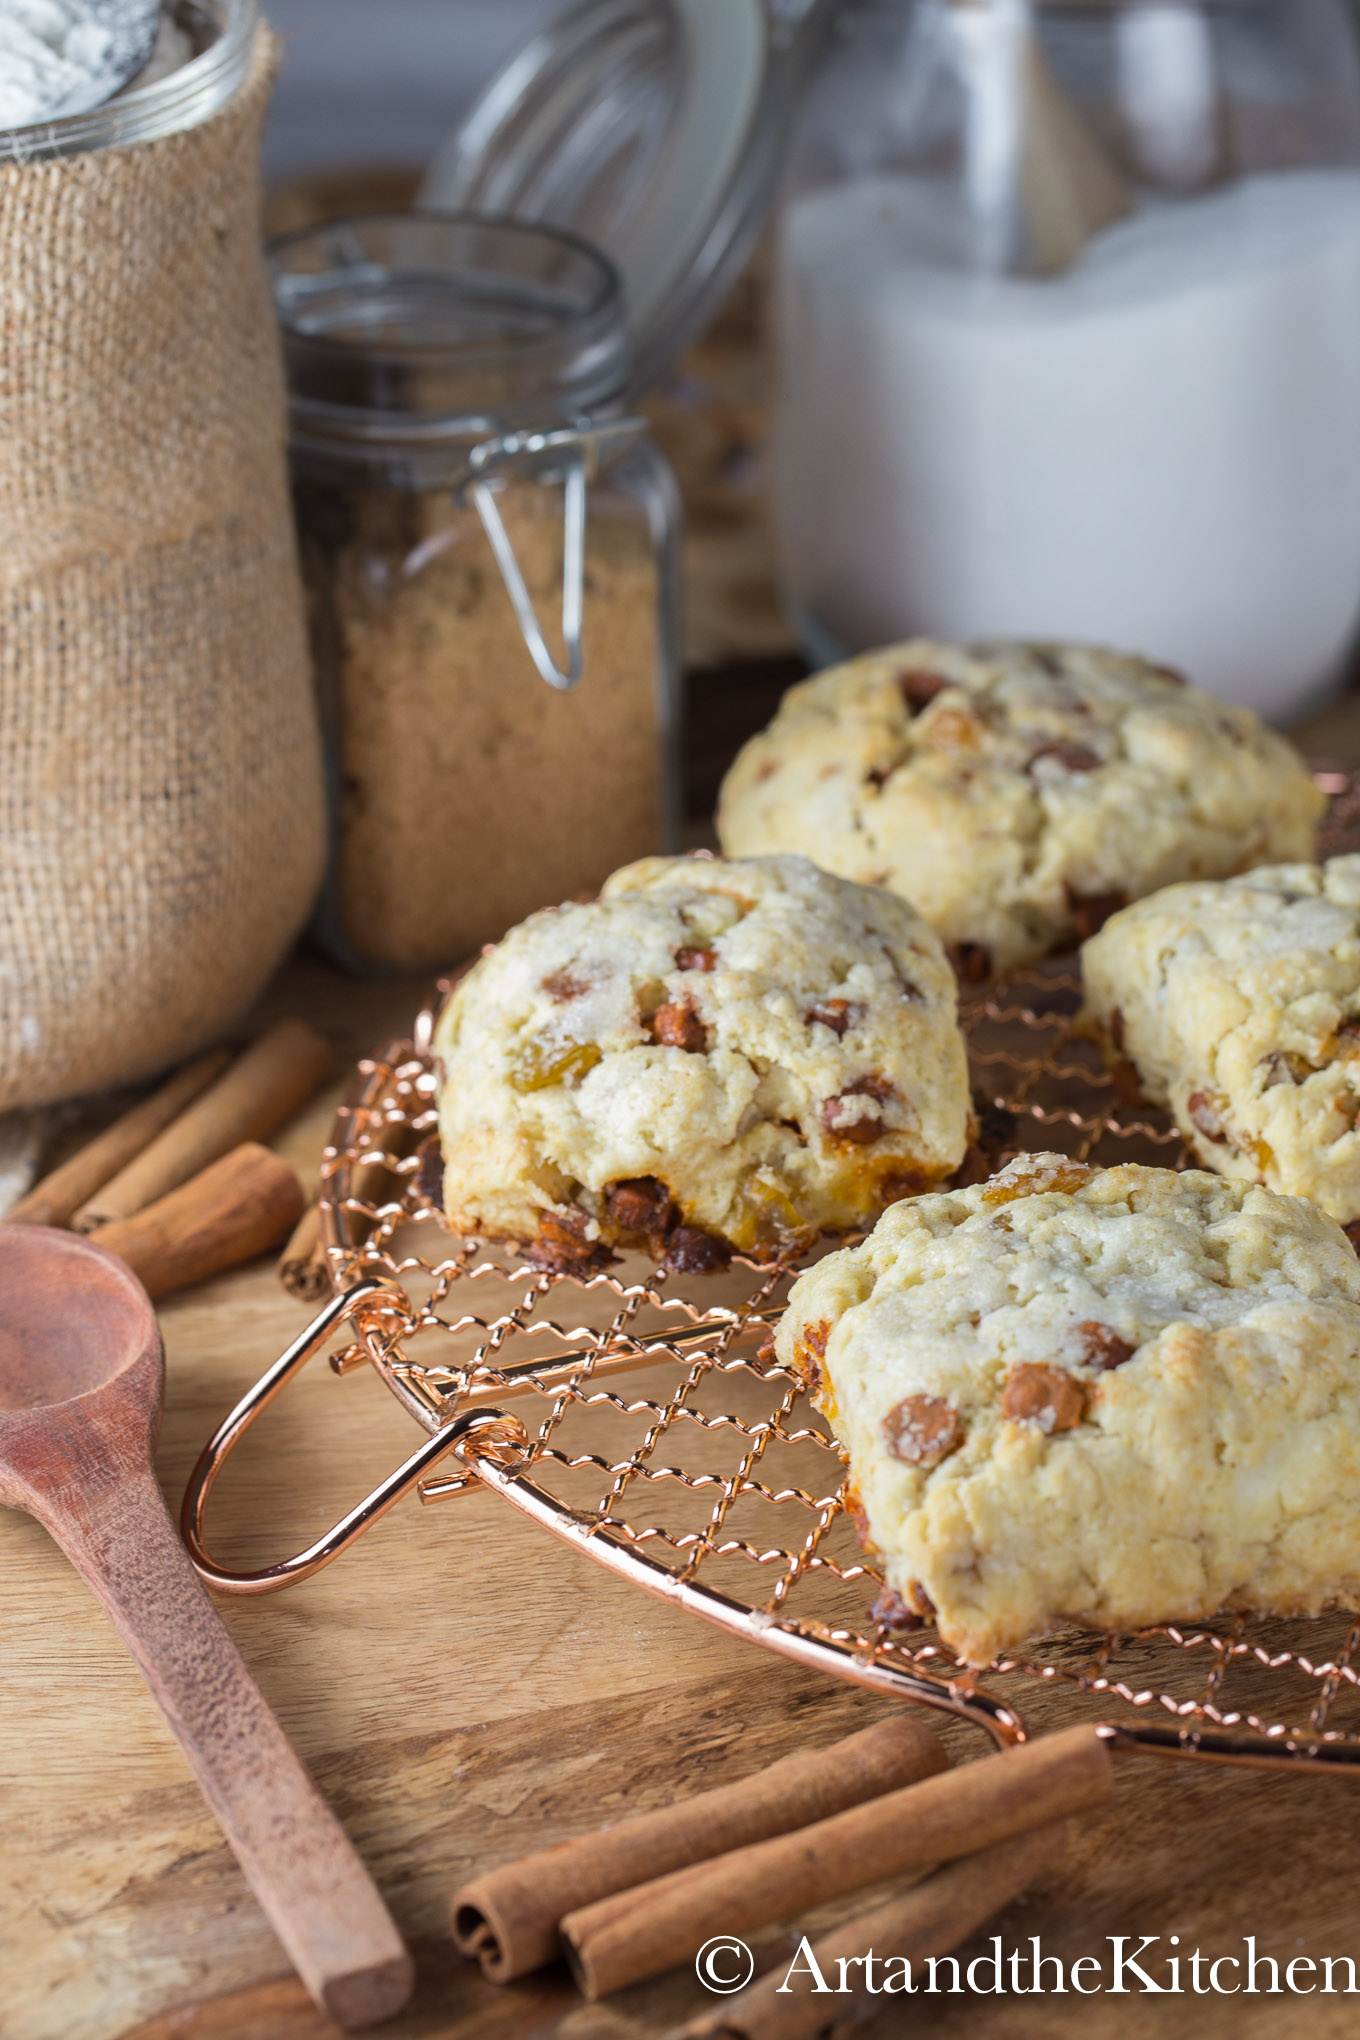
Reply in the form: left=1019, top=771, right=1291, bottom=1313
left=778, top=1155, right=1360, bottom=1665
left=717, top=639, right=1324, bottom=976
left=1082, top=857, right=1360, bottom=1227
left=434, top=853, right=971, bottom=1270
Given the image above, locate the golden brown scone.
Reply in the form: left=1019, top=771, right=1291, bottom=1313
left=1082, top=856, right=1360, bottom=1226
left=718, top=638, right=1323, bottom=975
left=435, top=853, right=971, bottom=1269
left=779, top=1155, right=1360, bottom=1664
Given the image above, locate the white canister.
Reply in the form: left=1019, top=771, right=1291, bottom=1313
left=774, top=0, right=1360, bottom=718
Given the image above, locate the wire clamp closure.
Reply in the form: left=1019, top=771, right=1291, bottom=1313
left=465, top=415, right=648, bottom=691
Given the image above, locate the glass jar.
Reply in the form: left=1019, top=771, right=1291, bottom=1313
left=0, top=0, right=257, bottom=162
left=273, top=213, right=682, bottom=975
left=774, top=0, right=1360, bottom=718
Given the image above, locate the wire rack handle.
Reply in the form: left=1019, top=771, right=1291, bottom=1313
left=179, top=1281, right=520, bottom=1596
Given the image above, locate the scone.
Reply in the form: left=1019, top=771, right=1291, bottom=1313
left=1082, top=857, right=1360, bottom=1227
left=434, top=853, right=971, bottom=1269
left=717, top=639, right=1324, bottom=976
left=777, top=1155, right=1360, bottom=1664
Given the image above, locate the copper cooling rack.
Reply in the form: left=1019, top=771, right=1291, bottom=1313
left=183, top=769, right=1360, bottom=1775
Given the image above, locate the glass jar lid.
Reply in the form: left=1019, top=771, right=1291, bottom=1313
left=271, top=211, right=633, bottom=459
left=419, top=0, right=833, bottom=394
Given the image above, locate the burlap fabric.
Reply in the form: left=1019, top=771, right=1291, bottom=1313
left=0, top=25, right=324, bottom=1111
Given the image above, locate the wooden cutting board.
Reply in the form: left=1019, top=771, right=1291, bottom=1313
left=10, top=728, right=1360, bottom=2040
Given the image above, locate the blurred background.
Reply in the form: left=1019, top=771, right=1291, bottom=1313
left=263, top=0, right=555, bottom=181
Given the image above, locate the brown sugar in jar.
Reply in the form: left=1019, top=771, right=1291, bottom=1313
left=300, top=478, right=666, bottom=968
left=274, top=214, right=681, bottom=975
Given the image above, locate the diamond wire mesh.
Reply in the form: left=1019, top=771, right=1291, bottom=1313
left=316, top=773, right=1360, bottom=1757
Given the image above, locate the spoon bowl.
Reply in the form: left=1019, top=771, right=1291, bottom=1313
left=0, top=1225, right=155, bottom=1413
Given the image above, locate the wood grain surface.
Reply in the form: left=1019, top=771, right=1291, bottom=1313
left=9, top=699, right=1360, bottom=2040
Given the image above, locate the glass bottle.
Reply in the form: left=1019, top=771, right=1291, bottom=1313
left=774, top=0, right=1360, bottom=718
left=273, top=213, right=682, bottom=974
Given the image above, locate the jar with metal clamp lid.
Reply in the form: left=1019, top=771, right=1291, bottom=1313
left=273, top=212, right=682, bottom=975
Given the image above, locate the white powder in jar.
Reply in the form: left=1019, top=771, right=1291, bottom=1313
left=774, top=170, right=1360, bottom=717
left=0, top=0, right=155, bottom=128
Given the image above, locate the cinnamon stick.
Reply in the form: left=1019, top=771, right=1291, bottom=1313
left=561, top=1724, right=1113, bottom=1999
left=6, top=1050, right=231, bottom=1228
left=90, top=1142, right=306, bottom=1300
left=451, top=1716, right=949, bottom=1984
left=278, top=1201, right=330, bottom=1303
left=74, top=1020, right=332, bottom=1232
left=681, top=1823, right=1062, bottom=2040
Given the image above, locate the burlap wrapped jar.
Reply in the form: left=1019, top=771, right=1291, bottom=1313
left=0, top=11, right=324, bottom=1111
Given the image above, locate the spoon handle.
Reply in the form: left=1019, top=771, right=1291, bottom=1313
left=37, top=1436, right=413, bottom=2030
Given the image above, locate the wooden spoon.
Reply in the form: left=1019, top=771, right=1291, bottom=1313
left=0, top=1225, right=413, bottom=2029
